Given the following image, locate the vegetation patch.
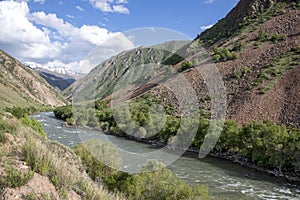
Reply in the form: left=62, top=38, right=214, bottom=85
left=74, top=144, right=209, bottom=200
left=240, top=1, right=288, bottom=33
left=256, top=30, right=286, bottom=43
left=0, top=162, right=34, bottom=189
left=212, top=46, right=238, bottom=62
left=249, top=47, right=300, bottom=92
left=177, top=61, right=194, bottom=72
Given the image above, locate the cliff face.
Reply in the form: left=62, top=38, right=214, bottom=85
left=0, top=50, right=66, bottom=108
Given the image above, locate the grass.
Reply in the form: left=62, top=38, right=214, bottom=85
left=0, top=162, right=34, bottom=189
left=240, top=1, right=288, bottom=33
left=0, top=114, right=124, bottom=200
left=249, top=47, right=300, bottom=92
left=233, top=66, right=251, bottom=79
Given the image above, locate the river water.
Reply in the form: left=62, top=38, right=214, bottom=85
left=33, top=112, right=300, bottom=199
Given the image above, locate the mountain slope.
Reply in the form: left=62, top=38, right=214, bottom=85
left=65, top=0, right=299, bottom=128
left=38, top=71, right=76, bottom=91
left=0, top=50, right=66, bottom=109
left=63, top=40, right=190, bottom=102
left=152, top=0, right=300, bottom=128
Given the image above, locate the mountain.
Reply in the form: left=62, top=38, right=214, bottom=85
left=63, top=40, right=190, bottom=101
left=37, top=71, right=76, bottom=91
left=65, top=0, right=299, bottom=128
left=25, top=61, right=84, bottom=91
left=24, top=61, right=83, bottom=79
left=0, top=50, right=66, bottom=109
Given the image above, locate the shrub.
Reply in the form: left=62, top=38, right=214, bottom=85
left=212, top=54, right=221, bottom=62
left=74, top=144, right=209, bottom=200
left=21, top=114, right=46, bottom=137
left=53, top=105, right=73, bottom=121
left=233, top=41, right=246, bottom=51
left=212, top=47, right=238, bottom=62
left=6, top=107, right=27, bottom=119
left=121, top=164, right=208, bottom=200
left=258, top=30, right=270, bottom=42
left=178, top=61, right=193, bottom=72
left=271, top=33, right=286, bottom=42
left=0, top=163, right=34, bottom=188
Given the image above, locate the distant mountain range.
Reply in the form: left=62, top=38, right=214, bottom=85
left=24, top=61, right=84, bottom=91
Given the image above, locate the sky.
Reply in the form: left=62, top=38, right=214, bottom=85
left=0, top=0, right=239, bottom=73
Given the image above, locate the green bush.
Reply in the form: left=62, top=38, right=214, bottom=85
left=212, top=46, right=238, bottom=62
left=0, top=163, right=34, bottom=188
left=121, top=164, right=208, bottom=200
left=53, top=105, right=73, bottom=121
left=21, top=114, right=46, bottom=137
left=233, top=41, right=246, bottom=51
left=74, top=144, right=209, bottom=200
left=178, top=61, right=193, bottom=72
left=5, top=106, right=40, bottom=119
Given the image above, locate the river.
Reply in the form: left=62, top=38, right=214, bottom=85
left=33, top=112, right=300, bottom=200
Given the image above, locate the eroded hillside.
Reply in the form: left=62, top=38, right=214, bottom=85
left=0, top=50, right=66, bottom=108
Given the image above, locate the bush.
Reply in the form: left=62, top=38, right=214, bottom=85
left=233, top=41, right=246, bottom=51
left=0, top=163, right=34, bottom=188
left=6, top=106, right=39, bottom=119
left=212, top=47, right=238, bottom=62
left=121, top=164, right=208, bottom=200
left=74, top=144, right=209, bottom=200
left=53, top=105, right=73, bottom=121
left=6, top=107, right=27, bottom=119
left=271, top=33, right=286, bottom=42
left=21, top=114, right=46, bottom=137
left=178, top=61, right=193, bottom=72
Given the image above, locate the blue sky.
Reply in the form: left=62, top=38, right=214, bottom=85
left=0, top=0, right=239, bottom=73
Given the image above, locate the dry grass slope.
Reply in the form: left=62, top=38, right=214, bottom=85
left=0, top=114, right=125, bottom=200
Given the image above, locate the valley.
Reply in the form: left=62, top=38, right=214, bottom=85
left=0, top=0, right=299, bottom=199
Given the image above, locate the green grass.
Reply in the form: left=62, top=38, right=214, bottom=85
left=0, top=162, right=34, bottom=189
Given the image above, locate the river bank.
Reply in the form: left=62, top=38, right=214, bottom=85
left=34, top=112, right=300, bottom=199
left=61, top=119, right=300, bottom=183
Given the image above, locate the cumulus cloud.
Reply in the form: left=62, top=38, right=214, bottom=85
left=0, top=1, right=134, bottom=73
left=89, top=0, right=130, bottom=14
left=76, top=5, right=84, bottom=12
left=30, top=12, right=74, bottom=36
left=0, top=1, right=60, bottom=59
left=200, top=24, right=214, bottom=31
left=112, top=4, right=129, bottom=14
left=80, top=33, right=135, bottom=73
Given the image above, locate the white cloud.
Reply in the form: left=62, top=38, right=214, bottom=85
left=80, top=33, right=134, bottom=73
left=30, top=12, right=74, bottom=36
left=16, top=0, right=45, bottom=4
left=204, top=0, right=214, bottom=4
left=112, top=5, right=129, bottom=14
left=0, top=1, right=134, bottom=74
left=89, top=0, right=130, bottom=14
left=200, top=24, right=214, bottom=31
left=76, top=5, right=84, bottom=12
left=66, top=14, right=75, bottom=19
left=33, top=0, right=45, bottom=4
left=0, top=1, right=60, bottom=59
